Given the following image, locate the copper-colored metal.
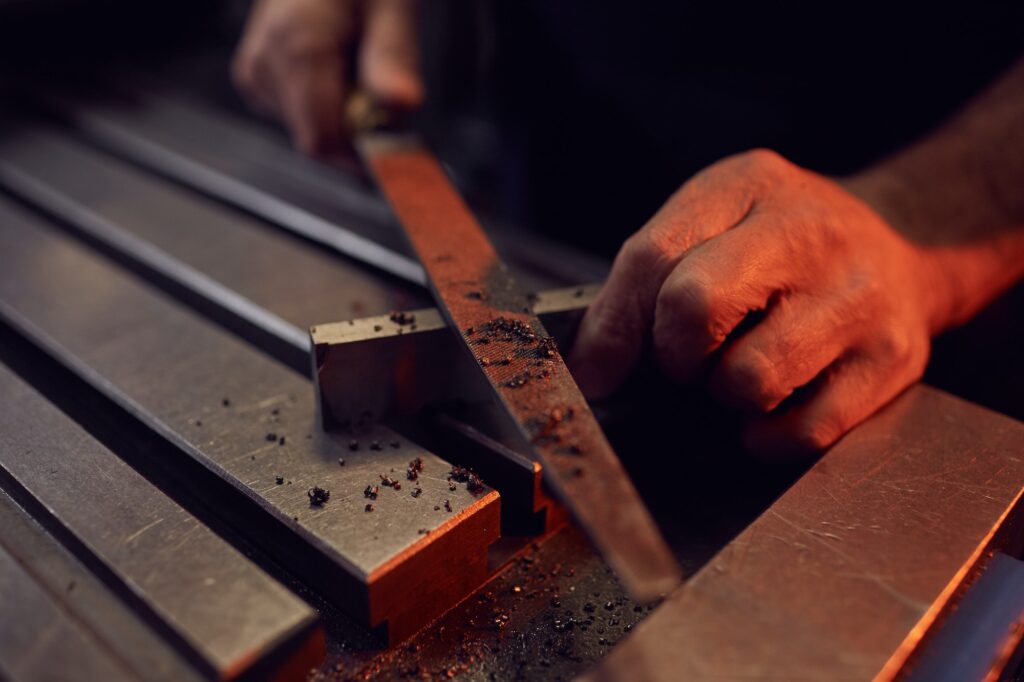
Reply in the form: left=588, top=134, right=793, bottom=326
left=359, top=134, right=680, bottom=602
left=585, top=386, right=1024, bottom=681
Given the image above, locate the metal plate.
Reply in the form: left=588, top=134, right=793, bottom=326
left=360, top=134, right=679, bottom=602
left=586, top=386, right=1024, bottom=681
left=0, top=360, right=321, bottom=679
left=0, top=196, right=499, bottom=644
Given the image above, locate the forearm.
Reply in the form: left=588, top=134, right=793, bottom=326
left=844, top=56, right=1024, bottom=333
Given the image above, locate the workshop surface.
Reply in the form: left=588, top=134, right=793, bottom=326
left=1, top=42, right=1023, bottom=682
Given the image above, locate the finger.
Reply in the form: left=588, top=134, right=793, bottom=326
left=568, top=163, right=757, bottom=397
left=269, top=49, right=349, bottom=154
left=652, top=210, right=798, bottom=382
left=709, top=293, right=851, bottom=413
left=360, top=0, right=424, bottom=108
left=232, top=47, right=281, bottom=116
left=743, top=344, right=923, bottom=459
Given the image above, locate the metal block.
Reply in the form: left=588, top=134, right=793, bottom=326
left=0, top=197, right=500, bottom=645
left=0, top=361, right=322, bottom=680
left=310, top=284, right=597, bottom=429
left=309, top=286, right=594, bottom=535
left=587, top=386, right=1024, bottom=681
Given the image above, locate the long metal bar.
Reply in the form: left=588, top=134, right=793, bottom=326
left=0, top=196, right=499, bottom=645
left=0, top=125, right=428, bottom=370
left=0, top=490, right=203, bottom=682
left=359, top=134, right=680, bottom=601
left=45, top=92, right=429, bottom=286
left=0, top=160, right=311, bottom=368
left=586, top=386, right=1024, bottom=681
left=0, top=539, right=142, bottom=682
left=0, top=362, right=321, bottom=680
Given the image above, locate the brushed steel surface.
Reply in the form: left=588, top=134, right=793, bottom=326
left=0, top=361, right=320, bottom=679
left=0, top=125, right=424, bottom=338
left=0, top=196, right=500, bottom=643
left=0, top=543, right=137, bottom=682
left=0, top=490, right=203, bottom=682
left=48, top=87, right=426, bottom=285
left=586, top=386, right=1024, bottom=681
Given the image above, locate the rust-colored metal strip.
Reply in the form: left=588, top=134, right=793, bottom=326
left=359, top=134, right=680, bottom=601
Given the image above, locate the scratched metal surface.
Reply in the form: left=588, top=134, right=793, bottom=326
left=0, top=123, right=427, bottom=330
left=0, top=490, right=203, bottom=682
left=0, top=196, right=500, bottom=638
left=588, top=385, right=1024, bottom=682
left=361, top=135, right=679, bottom=602
left=0, top=359, right=319, bottom=678
left=0, top=542, right=139, bottom=682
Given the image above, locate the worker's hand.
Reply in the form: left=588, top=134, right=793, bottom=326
left=232, top=0, right=422, bottom=154
left=569, top=149, right=948, bottom=458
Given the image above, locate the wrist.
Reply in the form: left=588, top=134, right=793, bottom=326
left=842, top=169, right=1024, bottom=335
left=839, top=171, right=962, bottom=335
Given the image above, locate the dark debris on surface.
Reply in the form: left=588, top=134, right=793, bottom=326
left=307, top=486, right=331, bottom=506
left=308, top=527, right=655, bottom=682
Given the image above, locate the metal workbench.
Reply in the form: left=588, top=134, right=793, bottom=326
left=1, top=45, right=1022, bottom=682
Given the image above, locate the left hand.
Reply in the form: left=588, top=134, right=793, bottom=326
left=568, top=149, right=947, bottom=457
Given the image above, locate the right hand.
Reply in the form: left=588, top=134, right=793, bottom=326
left=232, top=0, right=423, bottom=154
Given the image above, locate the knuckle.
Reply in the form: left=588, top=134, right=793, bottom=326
left=620, top=231, right=672, bottom=271
left=279, top=38, right=327, bottom=68
left=718, top=147, right=792, bottom=184
left=578, top=292, right=643, bottom=359
left=231, top=54, right=258, bottom=91
left=587, top=307, right=637, bottom=355
left=718, top=349, right=782, bottom=412
left=657, top=270, right=721, bottom=339
left=742, top=147, right=787, bottom=171
left=793, top=417, right=840, bottom=453
left=873, top=327, right=915, bottom=365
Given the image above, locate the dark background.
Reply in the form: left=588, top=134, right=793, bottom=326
left=3, top=1, right=1022, bottom=255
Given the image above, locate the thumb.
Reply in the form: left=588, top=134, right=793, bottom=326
left=359, top=0, right=424, bottom=108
